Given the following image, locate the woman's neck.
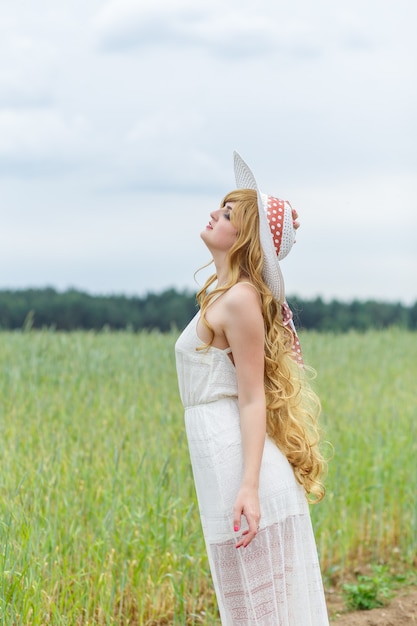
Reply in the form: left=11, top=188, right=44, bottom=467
left=215, top=266, right=249, bottom=289
left=211, top=252, right=229, bottom=288
left=215, top=270, right=230, bottom=288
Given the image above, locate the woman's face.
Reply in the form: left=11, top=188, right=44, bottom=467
left=201, top=201, right=238, bottom=253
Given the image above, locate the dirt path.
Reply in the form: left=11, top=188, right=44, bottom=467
left=327, top=586, right=417, bottom=624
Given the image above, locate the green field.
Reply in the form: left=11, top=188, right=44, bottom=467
left=1, top=329, right=416, bottom=624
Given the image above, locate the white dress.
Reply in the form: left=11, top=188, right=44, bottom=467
left=175, top=313, right=329, bottom=625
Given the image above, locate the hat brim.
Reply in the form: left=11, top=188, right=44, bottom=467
left=233, top=151, right=286, bottom=304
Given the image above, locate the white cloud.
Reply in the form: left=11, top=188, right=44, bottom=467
left=0, top=0, right=416, bottom=302
left=94, top=0, right=408, bottom=62
left=95, top=0, right=328, bottom=56
left=0, top=28, right=56, bottom=108
left=126, top=110, right=205, bottom=143
left=0, top=110, right=91, bottom=160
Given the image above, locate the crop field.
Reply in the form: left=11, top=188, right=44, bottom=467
left=0, top=328, right=416, bottom=624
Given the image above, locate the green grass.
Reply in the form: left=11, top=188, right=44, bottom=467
left=0, top=328, right=416, bottom=624
left=305, top=330, right=417, bottom=577
left=342, top=564, right=395, bottom=610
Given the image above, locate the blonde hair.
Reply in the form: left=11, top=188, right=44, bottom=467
left=196, top=189, right=326, bottom=502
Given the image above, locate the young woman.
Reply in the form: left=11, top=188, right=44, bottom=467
left=175, top=152, right=329, bottom=625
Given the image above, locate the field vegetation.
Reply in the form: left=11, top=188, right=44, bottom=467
left=0, top=328, right=416, bottom=624
left=1, top=287, right=416, bottom=332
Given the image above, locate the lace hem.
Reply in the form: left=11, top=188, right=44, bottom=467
left=208, top=516, right=329, bottom=626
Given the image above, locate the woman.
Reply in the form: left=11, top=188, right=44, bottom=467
left=175, top=152, right=329, bottom=625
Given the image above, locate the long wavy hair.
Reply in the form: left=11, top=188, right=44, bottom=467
left=196, top=189, right=326, bottom=502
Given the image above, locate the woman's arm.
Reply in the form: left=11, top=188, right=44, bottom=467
left=222, top=284, right=266, bottom=548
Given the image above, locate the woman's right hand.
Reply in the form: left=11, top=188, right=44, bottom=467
left=233, top=485, right=261, bottom=549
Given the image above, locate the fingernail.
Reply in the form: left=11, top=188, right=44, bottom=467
left=234, top=525, right=239, bottom=532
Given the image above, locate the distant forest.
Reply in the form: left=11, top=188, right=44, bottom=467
left=0, top=288, right=416, bottom=333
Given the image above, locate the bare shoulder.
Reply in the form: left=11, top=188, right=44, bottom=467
left=220, top=283, right=263, bottom=335
left=220, top=283, right=264, bottom=351
left=223, top=282, right=261, bottom=312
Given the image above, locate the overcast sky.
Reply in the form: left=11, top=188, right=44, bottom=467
left=1, top=0, right=416, bottom=304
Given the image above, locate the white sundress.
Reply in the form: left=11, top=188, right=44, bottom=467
left=175, top=312, right=329, bottom=626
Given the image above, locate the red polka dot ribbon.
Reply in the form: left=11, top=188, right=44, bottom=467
left=281, top=301, right=304, bottom=366
left=266, top=196, right=285, bottom=256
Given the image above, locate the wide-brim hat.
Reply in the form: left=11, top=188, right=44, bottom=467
left=233, top=151, right=296, bottom=304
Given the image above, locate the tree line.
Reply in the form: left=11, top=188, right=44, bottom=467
left=0, top=288, right=416, bottom=332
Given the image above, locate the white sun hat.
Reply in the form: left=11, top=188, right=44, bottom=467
left=233, top=151, right=296, bottom=304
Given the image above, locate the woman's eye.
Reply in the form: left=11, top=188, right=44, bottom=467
left=224, top=212, right=231, bottom=220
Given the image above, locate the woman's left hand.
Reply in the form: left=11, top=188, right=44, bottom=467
left=233, top=486, right=261, bottom=548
